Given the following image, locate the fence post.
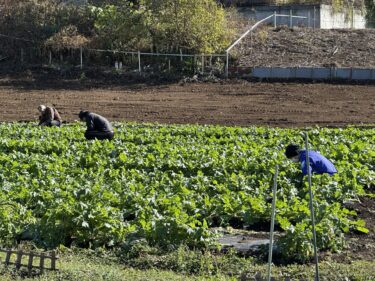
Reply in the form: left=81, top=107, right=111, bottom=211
left=49, top=50, right=52, bottom=65
left=28, top=252, right=34, bottom=274
left=313, top=6, right=316, bottom=29
left=15, top=250, right=23, bottom=270
left=168, top=59, right=171, bottom=72
left=290, top=10, right=293, bottom=28
left=21, top=48, right=24, bottom=64
left=201, top=55, right=204, bottom=73
left=138, top=51, right=141, bottom=73
left=5, top=250, right=11, bottom=265
left=274, top=11, right=277, bottom=28
left=180, top=49, right=183, bottom=62
left=51, top=251, right=56, bottom=271
left=225, top=51, right=229, bottom=78
left=308, top=11, right=311, bottom=28
left=39, top=253, right=45, bottom=274
left=80, top=47, right=83, bottom=69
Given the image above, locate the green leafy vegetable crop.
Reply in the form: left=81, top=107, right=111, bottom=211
left=0, top=123, right=373, bottom=261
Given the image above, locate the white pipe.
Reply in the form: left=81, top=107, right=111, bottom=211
left=226, top=14, right=275, bottom=53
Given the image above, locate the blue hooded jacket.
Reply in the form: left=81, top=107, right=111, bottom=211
left=299, top=150, right=337, bottom=176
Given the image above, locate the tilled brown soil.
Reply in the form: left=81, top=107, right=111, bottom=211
left=0, top=78, right=374, bottom=127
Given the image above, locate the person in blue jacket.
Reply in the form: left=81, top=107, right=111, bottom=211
left=285, top=144, right=337, bottom=176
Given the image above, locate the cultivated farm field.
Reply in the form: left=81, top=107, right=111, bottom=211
left=0, top=124, right=374, bottom=259
left=0, top=78, right=374, bottom=280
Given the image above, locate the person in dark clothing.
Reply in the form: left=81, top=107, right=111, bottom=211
left=78, top=111, right=114, bottom=140
left=285, top=144, right=337, bottom=176
left=38, top=105, right=62, bottom=127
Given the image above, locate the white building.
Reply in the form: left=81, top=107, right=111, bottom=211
left=238, top=3, right=366, bottom=29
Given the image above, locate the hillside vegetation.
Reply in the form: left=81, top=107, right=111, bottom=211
left=0, top=0, right=235, bottom=61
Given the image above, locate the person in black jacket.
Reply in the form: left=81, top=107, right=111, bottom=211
left=78, top=111, right=114, bottom=140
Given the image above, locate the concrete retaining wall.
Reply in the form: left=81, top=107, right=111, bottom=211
left=238, top=4, right=366, bottom=29
left=251, top=67, right=375, bottom=80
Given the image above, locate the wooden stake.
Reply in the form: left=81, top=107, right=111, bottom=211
left=39, top=253, right=45, bottom=274
left=27, top=252, right=34, bottom=274
left=15, top=250, right=23, bottom=270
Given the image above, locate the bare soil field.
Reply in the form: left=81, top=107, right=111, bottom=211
left=0, top=76, right=374, bottom=127
left=0, top=78, right=374, bottom=127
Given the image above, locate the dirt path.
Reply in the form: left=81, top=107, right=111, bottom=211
left=0, top=79, right=374, bottom=127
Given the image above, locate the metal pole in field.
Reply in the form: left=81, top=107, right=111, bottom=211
left=267, top=164, right=279, bottom=281
left=308, top=11, right=311, bottom=28
left=138, top=50, right=141, bottom=73
left=21, top=48, right=24, bottom=64
left=290, top=10, right=293, bottom=28
left=304, top=132, right=320, bottom=281
left=274, top=11, right=277, bottom=28
left=80, top=47, right=83, bottom=69
left=313, top=6, right=316, bottom=29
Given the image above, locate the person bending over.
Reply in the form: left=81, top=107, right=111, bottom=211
left=38, top=105, right=62, bottom=127
left=78, top=111, right=114, bottom=140
left=285, top=144, right=337, bottom=176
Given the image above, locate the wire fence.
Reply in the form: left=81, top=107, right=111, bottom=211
left=0, top=45, right=228, bottom=76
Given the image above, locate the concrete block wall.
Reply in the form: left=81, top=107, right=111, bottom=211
left=251, top=67, right=375, bottom=80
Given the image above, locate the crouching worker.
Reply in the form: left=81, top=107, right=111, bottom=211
left=78, top=111, right=114, bottom=140
left=285, top=144, right=337, bottom=176
left=38, top=105, right=62, bottom=127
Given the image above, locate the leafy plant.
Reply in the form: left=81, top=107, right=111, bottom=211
left=0, top=123, right=373, bottom=262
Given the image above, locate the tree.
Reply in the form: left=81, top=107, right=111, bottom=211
left=92, top=2, right=151, bottom=50
left=142, top=0, right=233, bottom=53
left=93, top=0, right=234, bottom=53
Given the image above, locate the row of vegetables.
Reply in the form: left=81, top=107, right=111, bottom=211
left=0, top=123, right=373, bottom=260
